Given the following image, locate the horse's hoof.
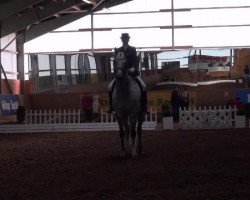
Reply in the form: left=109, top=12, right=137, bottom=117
left=120, top=151, right=126, bottom=157
left=132, top=154, right=138, bottom=159
left=124, top=144, right=130, bottom=155
left=125, top=147, right=130, bottom=155
left=139, top=146, right=143, bottom=155
left=131, top=149, right=138, bottom=158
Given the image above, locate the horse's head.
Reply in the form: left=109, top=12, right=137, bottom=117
left=115, top=51, right=127, bottom=79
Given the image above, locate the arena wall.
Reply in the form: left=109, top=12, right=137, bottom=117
left=0, top=79, right=20, bottom=94
left=25, top=85, right=243, bottom=112
left=196, top=88, right=235, bottom=107
left=29, top=93, right=81, bottom=110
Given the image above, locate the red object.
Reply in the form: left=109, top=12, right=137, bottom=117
left=230, top=99, right=245, bottom=110
left=236, top=101, right=245, bottom=110
left=191, top=55, right=227, bottom=62
left=82, top=96, right=92, bottom=109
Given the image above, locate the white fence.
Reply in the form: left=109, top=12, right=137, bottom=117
left=0, top=108, right=157, bottom=133
left=25, top=109, right=81, bottom=124
left=179, top=106, right=237, bottom=129
left=100, top=108, right=157, bottom=123
left=100, top=108, right=157, bottom=130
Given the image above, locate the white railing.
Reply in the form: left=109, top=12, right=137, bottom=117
left=179, top=106, right=237, bottom=129
left=0, top=108, right=157, bottom=133
left=25, top=109, right=81, bottom=124
left=100, top=107, right=157, bottom=130
left=100, top=107, right=157, bottom=123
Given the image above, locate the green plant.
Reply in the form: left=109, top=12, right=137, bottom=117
left=162, top=101, right=172, bottom=117
left=237, top=109, right=246, bottom=116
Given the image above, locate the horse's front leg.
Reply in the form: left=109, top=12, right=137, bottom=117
left=124, top=121, right=130, bottom=155
left=118, top=122, right=126, bottom=157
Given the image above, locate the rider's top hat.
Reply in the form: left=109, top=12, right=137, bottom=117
left=121, top=33, right=130, bottom=39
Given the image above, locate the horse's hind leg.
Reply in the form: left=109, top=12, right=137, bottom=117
left=137, top=124, right=142, bottom=155
left=137, top=116, right=143, bottom=156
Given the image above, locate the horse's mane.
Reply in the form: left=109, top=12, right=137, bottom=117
left=114, top=51, right=136, bottom=96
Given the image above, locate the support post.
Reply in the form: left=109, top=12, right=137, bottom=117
left=17, top=33, right=25, bottom=94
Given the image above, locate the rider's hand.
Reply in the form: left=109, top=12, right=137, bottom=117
left=128, top=67, right=135, bottom=74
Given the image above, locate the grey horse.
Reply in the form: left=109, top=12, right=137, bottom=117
left=112, top=51, right=144, bottom=157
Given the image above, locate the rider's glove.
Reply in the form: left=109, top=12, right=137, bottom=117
left=128, top=67, right=135, bottom=74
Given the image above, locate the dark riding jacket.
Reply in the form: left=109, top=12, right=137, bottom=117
left=114, top=45, right=139, bottom=76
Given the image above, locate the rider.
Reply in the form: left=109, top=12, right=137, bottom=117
left=108, top=33, right=149, bottom=114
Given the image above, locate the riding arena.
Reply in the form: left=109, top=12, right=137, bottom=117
left=1, top=0, right=250, bottom=199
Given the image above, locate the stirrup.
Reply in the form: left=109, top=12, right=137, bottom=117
left=107, top=108, right=114, bottom=114
left=142, top=108, right=150, bottom=114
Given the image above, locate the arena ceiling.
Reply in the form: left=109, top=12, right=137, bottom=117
left=0, top=0, right=131, bottom=42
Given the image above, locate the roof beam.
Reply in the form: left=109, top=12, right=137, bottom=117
left=105, top=0, right=132, bottom=6
left=0, top=0, right=44, bottom=21
left=72, top=5, right=82, bottom=10
left=1, top=0, right=82, bottom=37
left=24, top=12, right=89, bottom=42
left=82, top=0, right=96, bottom=5
left=24, top=0, right=131, bottom=42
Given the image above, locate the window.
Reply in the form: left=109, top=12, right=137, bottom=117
left=38, top=55, right=50, bottom=70
left=56, top=55, right=65, bottom=70
left=94, top=13, right=170, bottom=28
left=94, top=29, right=172, bottom=48
left=174, top=0, right=249, bottom=9
left=39, top=71, right=50, bottom=77
left=175, top=27, right=250, bottom=47
left=175, top=8, right=250, bottom=26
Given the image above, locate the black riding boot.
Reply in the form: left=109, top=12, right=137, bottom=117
left=142, top=91, right=150, bottom=114
left=107, top=91, right=114, bottom=113
left=134, top=78, right=150, bottom=114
